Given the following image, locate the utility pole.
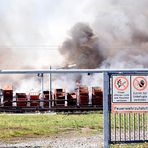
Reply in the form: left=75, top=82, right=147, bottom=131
left=49, top=66, right=52, bottom=109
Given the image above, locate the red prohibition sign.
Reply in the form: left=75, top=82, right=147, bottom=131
left=114, top=76, right=129, bottom=91
left=133, top=76, right=147, bottom=91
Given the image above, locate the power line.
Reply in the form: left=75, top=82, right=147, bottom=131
left=0, top=45, right=62, bottom=50
left=0, top=45, right=61, bottom=47
left=0, top=45, right=147, bottom=49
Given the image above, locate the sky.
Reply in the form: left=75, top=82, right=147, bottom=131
left=0, top=0, right=99, bottom=90
left=0, top=0, right=91, bottom=45
left=1, top=0, right=148, bottom=91
left=0, top=0, right=97, bottom=68
left=1, top=0, right=148, bottom=69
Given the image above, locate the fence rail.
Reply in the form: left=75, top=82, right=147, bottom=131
left=111, top=112, right=148, bottom=143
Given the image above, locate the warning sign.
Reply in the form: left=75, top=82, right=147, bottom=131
left=112, top=103, right=148, bottom=113
left=114, top=76, right=129, bottom=91
left=133, top=76, right=147, bottom=91
left=113, top=76, right=130, bottom=102
left=132, top=76, right=148, bottom=102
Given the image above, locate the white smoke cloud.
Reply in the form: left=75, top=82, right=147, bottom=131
left=1, top=0, right=148, bottom=92
left=0, top=0, right=90, bottom=69
left=1, top=0, right=148, bottom=69
left=91, top=0, right=148, bottom=68
left=0, top=0, right=92, bottom=91
left=60, top=0, right=148, bottom=69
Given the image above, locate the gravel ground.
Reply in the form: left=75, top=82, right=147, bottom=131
left=0, top=133, right=103, bottom=148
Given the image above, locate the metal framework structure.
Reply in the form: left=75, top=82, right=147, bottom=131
left=104, top=70, right=148, bottom=148
left=1, top=69, right=148, bottom=74
left=1, top=68, right=148, bottom=148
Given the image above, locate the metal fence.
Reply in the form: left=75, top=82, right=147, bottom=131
left=111, top=112, right=148, bottom=143
left=1, top=69, right=148, bottom=148
left=103, top=71, right=148, bottom=148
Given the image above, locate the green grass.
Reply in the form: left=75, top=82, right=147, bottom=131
left=0, top=112, right=103, bottom=139
left=0, top=112, right=147, bottom=147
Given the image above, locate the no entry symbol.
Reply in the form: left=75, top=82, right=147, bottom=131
left=133, top=76, right=147, bottom=91
left=114, top=76, right=129, bottom=91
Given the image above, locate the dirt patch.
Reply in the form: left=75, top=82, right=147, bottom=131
left=0, top=132, right=103, bottom=148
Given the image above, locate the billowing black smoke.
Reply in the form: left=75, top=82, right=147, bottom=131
left=59, top=23, right=104, bottom=69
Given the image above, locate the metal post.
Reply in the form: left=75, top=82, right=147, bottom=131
left=37, top=73, right=44, bottom=108
left=138, top=113, right=140, bottom=140
left=128, top=113, right=131, bottom=141
left=88, top=86, right=92, bottom=106
left=41, top=73, right=44, bottom=95
left=77, top=86, right=80, bottom=106
left=49, top=66, right=52, bottom=109
left=124, top=113, right=126, bottom=141
left=40, top=73, right=44, bottom=108
left=65, top=90, right=67, bottom=107
left=119, top=113, right=121, bottom=141
left=142, top=113, right=145, bottom=140
left=133, top=113, right=136, bottom=140
left=103, top=72, right=110, bottom=148
left=114, top=113, right=116, bottom=142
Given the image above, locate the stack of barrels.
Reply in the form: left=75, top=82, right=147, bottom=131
left=29, top=92, right=40, bottom=107
left=54, top=89, right=65, bottom=107
left=78, top=86, right=89, bottom=106
left=92, top=87, right=103, bottom=107
left=67, top=92, right=77, bottom=106
left=3, top=85, right=13, bottom=107
left=16, top=93, right=27, bottom=107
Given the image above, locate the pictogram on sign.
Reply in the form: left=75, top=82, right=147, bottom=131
left=133, top=76, right=147, bottom=91
left=112, top=75, right=130, bottom=102
left=114, top=76, right=129, bottom=91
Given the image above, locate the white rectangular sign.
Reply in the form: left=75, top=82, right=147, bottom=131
left=112, top=75, right=130, bottom=102
left=112, top=103, right=148, bottom=112
left=131, top=76, right=148, bottom=102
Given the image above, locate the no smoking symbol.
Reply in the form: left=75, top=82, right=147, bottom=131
left=133, top=76, right=147, bottom=91
left=114, top=76, right=129, bottom=91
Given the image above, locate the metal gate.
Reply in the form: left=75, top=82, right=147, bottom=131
left=1, top=69, right=148, bottom=148
left=103, top=72, right=148, bottom=148
left=111, top=112, right=148, bottom=143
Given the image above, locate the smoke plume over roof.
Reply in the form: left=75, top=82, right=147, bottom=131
left=60, top=0, right=148, bottom=69
left=59, top=23, right=104, bottom=69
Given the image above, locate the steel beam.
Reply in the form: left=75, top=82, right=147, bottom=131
left=103, top=72, right=110, bottom=148
left=0, top=69, right=148, bottom=74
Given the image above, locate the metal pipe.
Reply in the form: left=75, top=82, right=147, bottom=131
left=103, top=72, right=110, bottom=148
left=133, top=113, right=136, bottom=141
left=146, top=113, right=147, bottom=140
left=142, top=113, right=145, bottom=140
left=40, top=73, right=44, bottom=108
left=41, top=74, right=44, bottom=96
left=114, top=113, right=116, bottom=142
left=119, top=113, right=121, bottom=141
left=65, top=91, right=67, bottom=107
left=88, top=87, right=92, bottom=106
left=138, top=113, right=140, bottom=140
left=77, top=87, right=80, bottom=106
left=1, top=69, right=148, bottom=74
left=49, top=66, right=52, bottom=108
left=124, top=113, right=126, bottom=141
left=128, top=113, right=131, bottom=141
